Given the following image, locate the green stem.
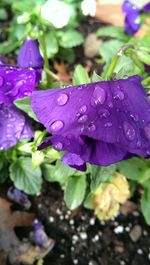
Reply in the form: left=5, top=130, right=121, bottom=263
left=105, top=44, right=134, bottom=80
left=39, top=32, right=52, bottom=87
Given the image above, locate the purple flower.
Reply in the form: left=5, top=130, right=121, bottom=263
left=32, top=219, right=55, bottom=249
left=31, top=75, right=150, bottom=170
left=7, top=187, right=31, bottom=209
left=0, top=38, right=43, bottom=149
left=0, top=65, right=40, bottom=105
left=0, top=104, right=34, bottom=150
left=17, top=37, right=43, bottom=69
left=122, top=1, right=150, bottom=35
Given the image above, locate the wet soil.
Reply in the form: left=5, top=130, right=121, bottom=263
left=33, top=183, right=150, bottom=265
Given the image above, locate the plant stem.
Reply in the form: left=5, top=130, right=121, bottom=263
left=105, top=44, right=134, bottom=80
left=39, top=32, right=52, bottom=87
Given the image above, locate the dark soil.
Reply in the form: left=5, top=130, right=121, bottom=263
left=32, top=183, right=150, bottom=265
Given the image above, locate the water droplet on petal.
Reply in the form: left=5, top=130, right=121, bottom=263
left=79, top=105, right=87, bottom=114
left=88, top=123, right=96, bottom=132
left=91, top=85, right=106, bottom=106
left=56, top=93, right=68, bottom=106
left=144, top=122, right=150, bottom=140
left=104, top=122, right=112, bottom=128
left=54, top=142, right=63, bottom=150
left=123, top=121, right=136, bottom=141
left=113, top=91, right=124, bottom=100
left=146, top=150, right=150, bottom=156
left=137, top=140, right=141, bottom=147
left=0, top=76, right=4, bottom=86
left=78, top=114, right=88, bottom=123
left=98, top=109, right=110, bottom=119
left=78, top=86, right=83, bottom=90
left=130, top=113, right=138, bottom=122
left=50, top=120, right=64, bottom=132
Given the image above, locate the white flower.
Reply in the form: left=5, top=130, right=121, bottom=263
left=40, top=0, right=72, bottom=28
left=81, top=0, right=96, bottom=17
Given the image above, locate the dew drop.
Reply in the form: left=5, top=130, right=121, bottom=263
left=78, top=114, right=88, bottom=123
left=123, top=121, right=136, bottom=141
left=56, top=93, right=68, bottom=106
left=130, top=113, right=138, bottom=122
left=91, top=85, right=106, bottom=106
left=137, top=140, right=141, bottom=147
left=114, top=91, right=124, bottom=100
left=79, top=105, right=87, bottom=114
left=54, top=142, right=63, bottom=150
left=104, top=122, right=112, bottom=128
left=98, top=109, right=110, bottom=119
left=146, top=150, right=150, bottom=156
left=0, top=76, right=4, bottom=86
left=50, top=120, right=64, bottom=132
left=88, top=123, right=96, bottom=132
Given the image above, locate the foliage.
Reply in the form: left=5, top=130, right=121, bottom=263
left=1, top=0, right=150, bottom=226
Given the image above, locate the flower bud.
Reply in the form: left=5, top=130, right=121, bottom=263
left=17, top=37, right=43, bottom=69
left=7, top=187, right=31, bottom=209
left=93, top=173, right=130, bottom=220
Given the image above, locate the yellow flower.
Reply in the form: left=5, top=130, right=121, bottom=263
left=93, top=173, right=130, bottom=221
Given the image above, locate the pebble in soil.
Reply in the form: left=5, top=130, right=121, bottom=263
left=33, top=183, right=150, bottom=265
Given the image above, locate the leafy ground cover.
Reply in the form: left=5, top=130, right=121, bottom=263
left=1, top=1, right=150, bottom=264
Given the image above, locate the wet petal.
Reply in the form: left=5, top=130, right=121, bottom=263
left=62, top=152, right=86, bottom=171
left=0, top=104, right=34, bottom=150
left=32, top=75, right=150, bottom=167
left=17, top=37, right=43, bottom=69
left=0, top=66, right=38, bottom=105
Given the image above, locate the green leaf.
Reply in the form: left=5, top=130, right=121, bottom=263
left=97, top=26, right=129, bottom=42
left=45, top=31, right=58, bottom=58
left=141, top=183, right=150, bottom=225
left=90, top=164, right=116, bottom=192
left=72, top=64, right=90, bottom=85
left=91, top=71, right=103, bottom=82
left=10, top=157, right=42, bottom=195
left=59, top=30, right=84, bottom=48
left=32, top=151, right=45, bottom=169
left=0, top=8, right=8, bottom=20
left=64, top=175, right=87, bottom=210
left=14, top=97, right=38, bottom=121
left=84, top=192, right=94, bottom=209
left=117, top=158, right=147, bottom=181
left=42, top=160, right=76, bottom=185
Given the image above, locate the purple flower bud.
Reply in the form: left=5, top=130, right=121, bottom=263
left=0, top=104, right=34, bottom=150
left=7, top=187, right=31, bottom=209
left=32, top=219, right=55, bottom=249
left=31, top=75, right=150, bottom=170
left=17, top=37, right=43, bottom=69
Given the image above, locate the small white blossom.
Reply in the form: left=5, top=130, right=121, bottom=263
left=81, top=0, right=96, bottom=17
left=41, top=0, right=72, bottom=28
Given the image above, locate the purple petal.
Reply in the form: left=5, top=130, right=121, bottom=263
left=143, top=2, right=150, bottom=12
left=62, top=152, right=86, bottom=171
left=122, top=0, right=141, bottom=35
left=31, top=75, right=150, bottom=167
left=0, top=104, right=34, bottom=150
left=0, top=65, right=39, bottom=105
left=7, top=187, right=31, bottom=209
left=17, top=37, right=43, bottom=69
